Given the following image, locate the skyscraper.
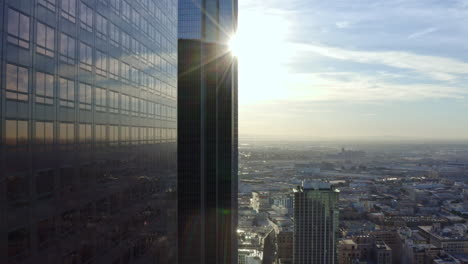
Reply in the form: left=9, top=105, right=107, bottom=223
left=177, top=0, right=238, bottom=263
left=293, top=182, right=339, bottom=264
left=1, top=0, right=177, bottom=263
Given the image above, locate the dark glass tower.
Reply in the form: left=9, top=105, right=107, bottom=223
left=177, top=0, right=238, bottom=263
left=0, top=0, right=177, bottom=263
left=293, top=182, right=340, bottom=264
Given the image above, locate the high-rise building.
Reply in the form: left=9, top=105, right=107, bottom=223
left=0, top=0, right=177, bottom=263
left=177, top=0, right=238, bottom=263
left=293, top=182, right=339, bottom=264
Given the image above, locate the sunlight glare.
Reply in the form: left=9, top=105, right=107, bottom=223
left=235, top=7, right=293, bottom=104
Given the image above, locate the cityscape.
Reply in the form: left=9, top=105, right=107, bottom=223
left=238, top=141, right=468, bottom=264
left=1, top=0, right=467, bottom=264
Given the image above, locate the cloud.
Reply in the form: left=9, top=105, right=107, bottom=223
left=335, top=21, right=351, bottom=29
left=408, top=27, right=438, bottom=39
left=294, top=43, right=468, bottom=81
left=287, top=71, right=467, bottom=102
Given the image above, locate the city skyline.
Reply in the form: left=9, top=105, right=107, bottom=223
left=236, top=0, right=468, bottom=141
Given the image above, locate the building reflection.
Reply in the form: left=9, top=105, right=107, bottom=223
left=1, top=0, right=177, bottom=263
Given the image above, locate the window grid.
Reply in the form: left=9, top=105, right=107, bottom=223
left=95, top=87, right=107, bottom=112
left=96, top=50, right=107, bottom=76
left=6, top=64, right=29, bottom=102
left=36, top=22, right=55, bottom=57
left=96, top=13, right=108, bottom=39
left=36, top=72, right=54, bottom=104
left=109, top=23, right=120, bottom=47
left=60, top=33, right=76, bottom=64
left=109, top=91, right=119, bottom=113
left=79, top=42, right=92, bottom=71
left=61, top=0, right=77, bottom=23
left=39, top=0, right=56, bottom=11
left=35, top=121, right=54, bottom=145
left=79, top=83, right=92, bottom=110
left=59, top=78, right=75, bottom=108
left=109, top=58, right=119, bottom=80
left=7, top=9, right=30, bottom=49
left=59, top=123, right=75, bottom=144
left=5, top=120, right=29, bottom=146
left=78, top=124, right=92, bottom=144
left=80, top=2, right=93, bottom=32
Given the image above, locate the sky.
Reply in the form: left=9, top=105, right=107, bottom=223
left=235, top=0, right=468, bottom=141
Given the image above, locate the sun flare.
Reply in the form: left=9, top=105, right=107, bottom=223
left=229, top=35, right=241, bottom=57
left=233, top=6, right=293, bottom=104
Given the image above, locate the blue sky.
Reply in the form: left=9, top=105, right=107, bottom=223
left=237, top=0, right=468, bottom=140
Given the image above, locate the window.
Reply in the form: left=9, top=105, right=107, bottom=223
left=37, top=218, right=55, bottom=249
left=35, top=121, right=54, bottom=145
left=36, top=72, right=54, bottom=104
left=7, top=9, right=30, bottom=49
left=131, top=127, right=138, bottom=142
left=121, top=62, right=130, bottom=82
left=59, top=78, right=75, bottom=107
left=121, top=126, right=130, bottom=141
left=110, top=0, right=119, bottom=13
left=95, top=87, right=106, bottom=112
left=6, top=64, right=29, bottom=101
left=95, top=125, right=106, bottom=142
left=131, top=97, right=138, bottom=116
left=60, top=33, right=75, bottom=64
left=79, top=83, right=92, bottom=110
left=121, top=94, right=130, bottom=114
left=122, top=1, right=130, bottom=22
left=96, top=13, right=107, bottom=39
left=78, top=124, right=92, bottom=143
left=39, top=0, right=56, bottom=11
left=109, top=125, right=118, bottom=143
left=109, top=58, right=119, bottom=80
left=96, top=50, right=107, bottom=76
left=6, top=120, right=28, bottom=146
left=36, top=22, right=55, bottom=57
left=131, top=8, right=140, bottom=29
left=140, top=99, right=147, bottom=117
left=79, top=42, right=92, bottom=71
left=131, top=67, right=138, bottom=84
left=121, top=31, right=130, bottom=52
left=36, top=170, right=55, bottom=199
left=80, top=2, right=93, bottom=32
left=109, top=91, right=119, bottom=113
left=131, top=38, right=139, bottom=57
left=61, top=0, right=76, bottom=23
left=8, top=228, right=30, bottom=258
left=109, top=23, right=119, bottom=47
left=59, top=123, right=75, bottom=144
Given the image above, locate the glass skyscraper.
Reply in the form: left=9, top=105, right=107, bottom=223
left=293, top=182, right=340, bottom=264
left=177, top=0, right=238, bottom=263
left=0, top=0, right=177, bottom=263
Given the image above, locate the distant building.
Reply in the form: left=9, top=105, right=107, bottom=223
left=293, top=181, right=340, bottom=264
left=251, top=191, right=271, bottom=213
left=374, top=240, right=392, bottom=264
left=277, top=231, right=293, bottom=264
left=418, top=225, right=468, bottom=255
left=338, top=239, right=361, bottom=264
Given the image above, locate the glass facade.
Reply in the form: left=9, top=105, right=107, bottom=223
left=293, top=183, right=340, bottom=264
left=0, top=0, right=177, bottom=263
left=178, top=0, right=238, bottom=264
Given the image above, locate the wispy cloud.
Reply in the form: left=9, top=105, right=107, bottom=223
left=287, top=71, right=467, bottom=102
left=335, top=21, right=350, bottom=29
left=408, top=27, right=438, bottom=39
left=294, top=43, right=468, bottom=81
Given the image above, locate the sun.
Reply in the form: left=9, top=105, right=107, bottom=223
left=228, top=35, right=241, bottom=57
left=229, top=6, right=293, bottom=104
